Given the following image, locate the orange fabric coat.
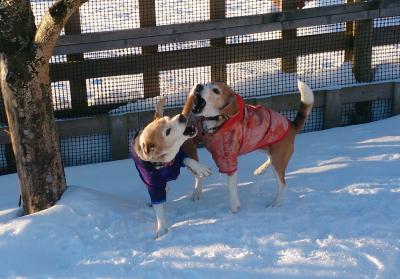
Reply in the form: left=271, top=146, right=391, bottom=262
left=199, top=94, right=290, bottom=175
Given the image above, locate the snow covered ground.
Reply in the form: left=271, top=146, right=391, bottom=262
left=1, top=115, right=399, bottom=278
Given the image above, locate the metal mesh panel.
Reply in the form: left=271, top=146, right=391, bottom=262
left=371, top=99, right=393, bottom=121
left=1, top=1, right=399, bottom=175
left=280, top=107, right=324, bottom=133
left=79, top=0, right=141, bottom=33
left=0, top=144, right=7, bottom=170
left=52, top=81, right=72, bottom=111
left=86, top=74, right=144, bottom=106
left=60, top=134, right=112, bottom=167
left=341, top=99, right=393, bottom=126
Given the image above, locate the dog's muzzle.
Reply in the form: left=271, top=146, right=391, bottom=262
left=183, top=125, right=197, bottom=137
left=192, top=84, right=206, bottom=114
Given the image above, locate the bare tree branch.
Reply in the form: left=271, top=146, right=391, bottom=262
left=34, top=0, right=88, bottom=61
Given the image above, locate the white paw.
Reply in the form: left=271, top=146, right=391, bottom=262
left=192, top=186, right=202, bottom=201
left=186, top=160, right=212, bottom=178
left=154, top=227, right=168, bottom=239
left=229, top=198, right=241, bottom=213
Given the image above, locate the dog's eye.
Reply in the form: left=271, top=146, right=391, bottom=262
left=165, top=128, right=171, bottom=136
left=212, top=88, right=220, bottom=94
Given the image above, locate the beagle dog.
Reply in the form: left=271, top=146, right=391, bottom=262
left=182, top=81, right=314, bottom=212
left=132, top=98, right=211, bottom=238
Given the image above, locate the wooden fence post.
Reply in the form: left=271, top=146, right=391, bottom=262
left=393, top=82, right=400, bottom=116
left=351, top=0, right=373, bottom=124
left=110, top=115, right=129, bottom=160
left=65, top=10, right=88, bottom=114
left=324, top=89, right=342, bottom=128
left=344, top=0, right=354, bottom=62
left=210, top=0, right=227, bottom=83
left=139, top=0, right=160, bottom=98
left=281, top=0, right=298, bottom=73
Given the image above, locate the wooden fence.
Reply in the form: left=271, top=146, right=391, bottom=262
left=1, top=0, right=400, bottom=173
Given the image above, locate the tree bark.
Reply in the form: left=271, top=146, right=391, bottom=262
left=0, top=0, right=88, bottom=214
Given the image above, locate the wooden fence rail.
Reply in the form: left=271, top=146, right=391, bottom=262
left=54, top=0, right=400, bottom=55
left=1, top=81, right=399, bottom=160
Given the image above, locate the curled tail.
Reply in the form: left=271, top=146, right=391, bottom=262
left=292, top=80, right=314, bottom=132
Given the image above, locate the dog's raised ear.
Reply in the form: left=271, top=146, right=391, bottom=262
left=154, top=97, right=166, bottom=119
left=220, top=92, right=239, bottom=117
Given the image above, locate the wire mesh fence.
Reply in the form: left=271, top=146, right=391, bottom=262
left=1, top=0, right=399, bottom=174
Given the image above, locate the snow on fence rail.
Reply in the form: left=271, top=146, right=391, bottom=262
left=1, top=0, right=400, bottom=174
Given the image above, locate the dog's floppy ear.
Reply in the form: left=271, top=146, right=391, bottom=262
left=220, top=92, right=239, bottom=117
left=154, top=97, right=166, bottom=119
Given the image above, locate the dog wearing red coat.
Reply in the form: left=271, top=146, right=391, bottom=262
left=182, top=80, right=314, bottom=212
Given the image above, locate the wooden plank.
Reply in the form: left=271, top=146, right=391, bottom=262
left=50, top=32, right=349, bottom=81
left=324, top=90, right=342, bottom=128
left=344, top=0, right=354, bottom=62
left=50, top=25, right=400, bottom=82
left=393, top=82, right=400, bottom=116
left=281, top=0, right=298, bottom=73
left=110, top=115, right=129, bottom=160
left=210, top=0, right=227, bottom=83
left=1, top=82, right=394, bottom=144
left=56, top=115, right=110, bottom=138
left=139, top=0, right=160, bottom=98
left=353, top=2, right=373, bottom=82
left=372, top=25, right=400, bottom=46
left=53, top=1, right=394, bottom=55
left=65, top=9, right=89, bottom=112
left=340, top=82, right=393, bottom=103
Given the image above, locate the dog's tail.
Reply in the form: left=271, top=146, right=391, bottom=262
left=292, top=80, right=314, bottom=133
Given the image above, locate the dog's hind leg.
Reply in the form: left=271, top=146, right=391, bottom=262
left=254, top=157, right=271, bottom=176
left=192, top=176, right=203, bottom=201
left=268, top=166, right=287, bottom=207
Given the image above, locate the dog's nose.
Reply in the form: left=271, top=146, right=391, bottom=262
left=178, top=114, right=187, bottom=123
left=195, top=84, right=203, bottom=95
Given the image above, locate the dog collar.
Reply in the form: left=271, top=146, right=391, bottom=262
left=147, top=159, right=176, bottom=170
left=133, top=130, right=176, bottom=169
left=202, top=115, right=229, bottom=133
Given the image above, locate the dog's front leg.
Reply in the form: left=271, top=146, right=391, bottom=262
left=192, top=176, right=203, bottom=201
left=227, top=171, right=240, bottom=213
left=153, top=203, right=168, bottom=238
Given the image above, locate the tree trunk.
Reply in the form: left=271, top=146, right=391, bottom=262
left=0, top=0, right=88, bottom=214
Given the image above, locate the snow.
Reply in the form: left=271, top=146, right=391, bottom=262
left=1, top=115, right=400, bottom=278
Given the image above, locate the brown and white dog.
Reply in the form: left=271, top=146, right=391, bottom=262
left=182, top=81, right=314, bottom=212
left=132, top=98, right=211, bottom=238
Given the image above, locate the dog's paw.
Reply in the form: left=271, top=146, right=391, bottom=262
left=193, top=163, right=212, bottom=178
left=267, top=196, right=283, bottom=208
left=229, top=199, right=241, bottom=213
left=154, top=227, right=168, bottom=239
left=184, top=158, right=212, bottom=178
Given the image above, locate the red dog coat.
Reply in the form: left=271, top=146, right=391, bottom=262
left=199, top=94, right=290, bottom=175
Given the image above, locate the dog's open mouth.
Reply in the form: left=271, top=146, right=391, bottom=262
left=192, top=95, right=206, bottom=114
left=183, top=125, right=197, bottom=137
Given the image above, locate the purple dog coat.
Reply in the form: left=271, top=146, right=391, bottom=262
left=132, top=148, right=188, bottom=204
